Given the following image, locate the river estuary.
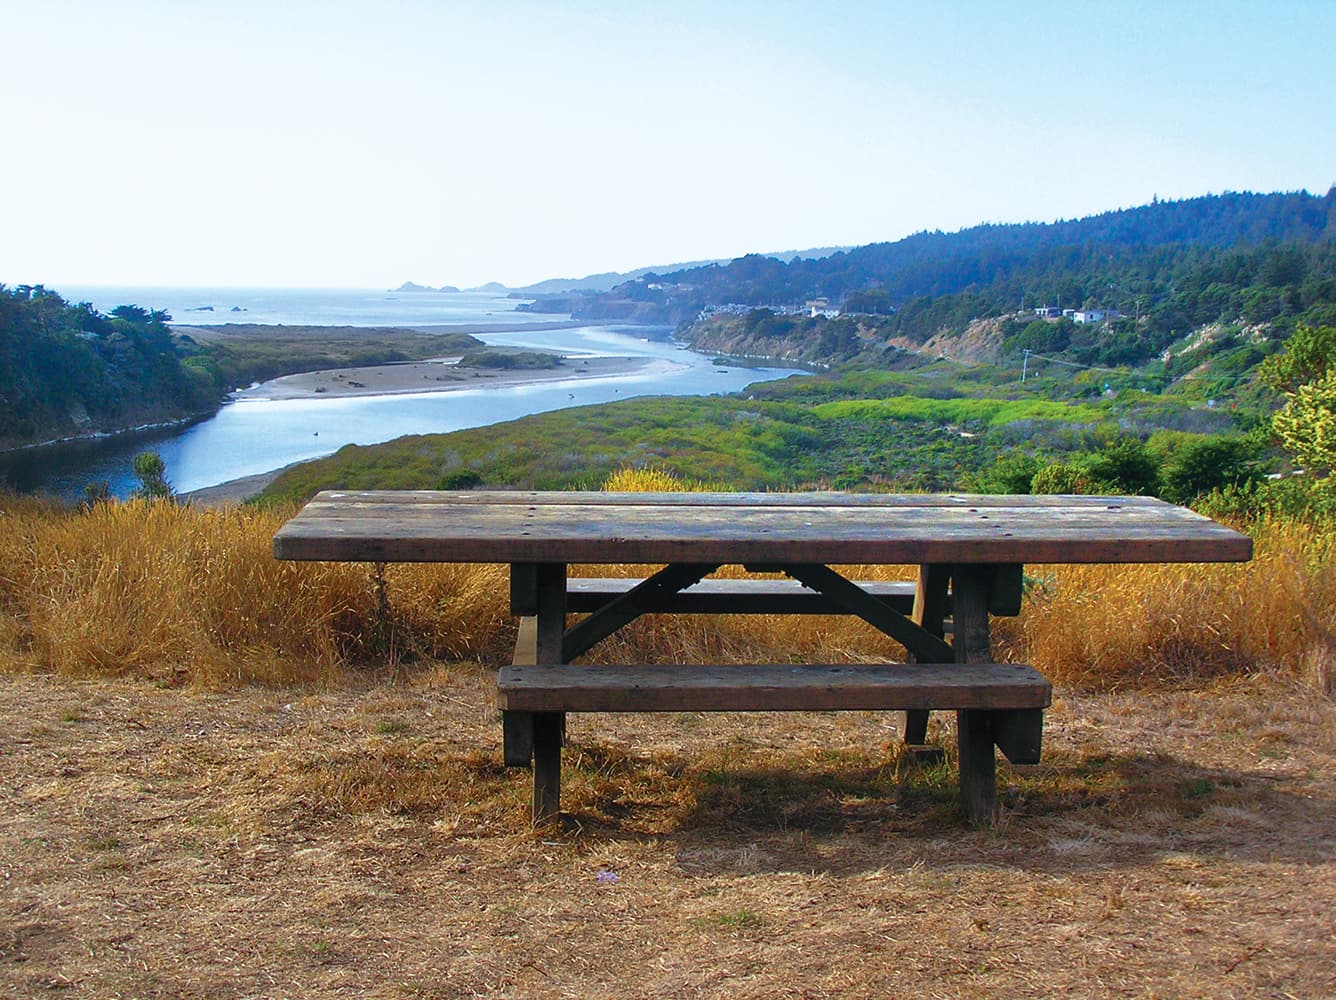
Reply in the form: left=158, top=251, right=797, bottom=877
left=1, top=288, right=807, bottom=500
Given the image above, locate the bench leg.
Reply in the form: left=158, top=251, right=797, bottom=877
left=994, top=708, right=1044, bottom=765
left=532, top=711, right=564, bottom=824
left=957, top=709, right=997, bottom=823
left=903, top=564, right=950, bottom=749
left=503, top=711, right=534, bottom=767
left=898, top=709, right=929, bottom=745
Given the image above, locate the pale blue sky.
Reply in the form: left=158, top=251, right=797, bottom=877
left=4, top=1, right=1333, bottom=289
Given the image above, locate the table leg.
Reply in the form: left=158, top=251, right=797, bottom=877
left=957, top=709, right=996, bottom=823
left=951, top=564, right=997, bottom=823
left=900, top=563, right=950, bottom=746
left=532, top=710, right=563, bottom=823
left=531, top=563, right=567, bottom=825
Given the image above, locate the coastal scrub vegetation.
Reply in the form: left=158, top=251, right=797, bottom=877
left=186, top=323, right=484, bottom=388
left=0, top=285, right=219, bottom=450
left=257, top=358, right=1264, bottom=501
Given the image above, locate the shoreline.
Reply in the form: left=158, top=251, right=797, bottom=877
left=182, top=353, right=682, bottom=504
left=231, top=354, right=668, bottom=402
left=175, top=318, right=603, bottom=338
left=179, top=466, right=295, bottom=506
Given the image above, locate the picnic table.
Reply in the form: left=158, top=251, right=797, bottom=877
left=273, top=490, right=1252, bottom=824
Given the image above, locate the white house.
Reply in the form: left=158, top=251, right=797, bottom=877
left=1072, top=308, right=1122, bottom=324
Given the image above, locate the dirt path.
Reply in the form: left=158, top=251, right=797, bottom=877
left=1, top=670, right=1332, bottom=998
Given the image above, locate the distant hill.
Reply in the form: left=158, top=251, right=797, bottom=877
left=457, top=246, right=855, bottom=296
left=393, top=282, right=461, bottom=293
left=525, top=189, right=1336, bottom=325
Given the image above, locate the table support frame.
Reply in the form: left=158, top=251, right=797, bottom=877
left=507, top=558, right=1028, bottom=825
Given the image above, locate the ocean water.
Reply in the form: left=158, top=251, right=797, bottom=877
left=51, top=285, right=540, bottom=328
left=3, top=288, right=807, bottom=499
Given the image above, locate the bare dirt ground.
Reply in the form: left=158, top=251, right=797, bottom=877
left=1, top=668, right=1332, bottom=999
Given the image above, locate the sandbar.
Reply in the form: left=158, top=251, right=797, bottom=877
left=232, top=354, right=669, bottom=402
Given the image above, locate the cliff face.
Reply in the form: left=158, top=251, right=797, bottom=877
left=887, top=317, right=1007, bottom=364
left=677, top=313, right=1007, bottom=368
left=678, top=315, right=829, bottom=364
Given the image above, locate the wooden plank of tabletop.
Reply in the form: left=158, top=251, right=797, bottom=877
left=296, top=489, right=1175, bottom=508
left=274, top=491, right=1252, bottom=566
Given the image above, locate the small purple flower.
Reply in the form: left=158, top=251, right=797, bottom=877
left=596, top=869, right=620, bottom=883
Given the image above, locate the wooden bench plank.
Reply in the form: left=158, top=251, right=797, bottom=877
left=565, top=577, right=924, bottom=615
left=497, top=662, right=1051, bottom=714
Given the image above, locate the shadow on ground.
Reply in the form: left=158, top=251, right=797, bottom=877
left=548, top=738, right=1333, bottom=877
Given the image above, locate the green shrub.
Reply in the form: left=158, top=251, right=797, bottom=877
left=1031, top=463, right=1099, bottom=495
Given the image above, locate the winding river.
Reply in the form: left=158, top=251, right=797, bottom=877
left=1, top=288, right=806, bottom=500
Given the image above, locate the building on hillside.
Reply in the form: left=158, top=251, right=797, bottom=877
left=1072, top=308, right=1123, bottom=324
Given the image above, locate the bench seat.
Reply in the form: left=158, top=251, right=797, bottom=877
left=497, top=662, right=1049, bottom=714
left=565, top=577, right=928, bottom=615
left=498, top=662, right=1051, bottom=824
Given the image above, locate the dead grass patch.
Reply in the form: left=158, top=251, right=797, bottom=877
left=1, top=670, right=1332, bottom=998
left=1003, top=516, right=1336, bottom=692
left=3, top=494, right=1333, bottom=698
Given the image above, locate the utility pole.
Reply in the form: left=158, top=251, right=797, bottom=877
left=1022, top=349, right=1030, bottom=383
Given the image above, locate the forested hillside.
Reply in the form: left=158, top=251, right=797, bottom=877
left=528, top=189, right=1336, bottom=327
left=0, top=286, right=220, bottom=450
left=680, top=238, right=1336, bottom=377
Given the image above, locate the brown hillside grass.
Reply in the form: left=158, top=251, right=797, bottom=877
left=0, top=489, right=1332, bottom=695
left=0, top=495, right=511, bottom=687
left=1001, top=516, right=1335, bottom=695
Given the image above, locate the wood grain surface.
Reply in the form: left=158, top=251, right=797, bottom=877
left=496, top=662, right=1052, bottom=713
left=274, top=491, right=1253, bottom=565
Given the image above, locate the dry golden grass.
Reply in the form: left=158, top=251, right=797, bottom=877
left=0, top=495, right=511, bottom=687
left=2, top=484, right=1333, bottom=696
left=1002, top=516, right=1336, bottom=695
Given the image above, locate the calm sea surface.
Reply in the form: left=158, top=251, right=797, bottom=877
left=3, top=287, right=807, bottom=499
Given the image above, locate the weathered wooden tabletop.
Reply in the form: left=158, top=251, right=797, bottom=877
left=272, top=490, right=1253, bottom=566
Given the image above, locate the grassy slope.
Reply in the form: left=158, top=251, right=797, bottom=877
left=2, top=491, right=1329, bottom=693
left=258, top=358, right=1248, bottom=502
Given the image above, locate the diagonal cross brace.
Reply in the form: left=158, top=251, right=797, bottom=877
left=562, top=562, right=720, bottom=661
left=779, top=563, right=955, bottom=663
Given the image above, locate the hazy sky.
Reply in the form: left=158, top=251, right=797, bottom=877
left=4, top=1, right=1334, bottom=289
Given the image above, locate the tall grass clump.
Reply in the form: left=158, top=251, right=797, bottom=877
left=600, top=465, right=718, bottom=493
left=1003, top=516, right=1335, bottom=694
left=0, top=494, right=510, bottom=686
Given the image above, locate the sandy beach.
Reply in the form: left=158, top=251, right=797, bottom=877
left=183, top=352, right=680, bottom=505
left=231, top=354, right=664, bottom=401
left=180, top=468, right=292, bottom=506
